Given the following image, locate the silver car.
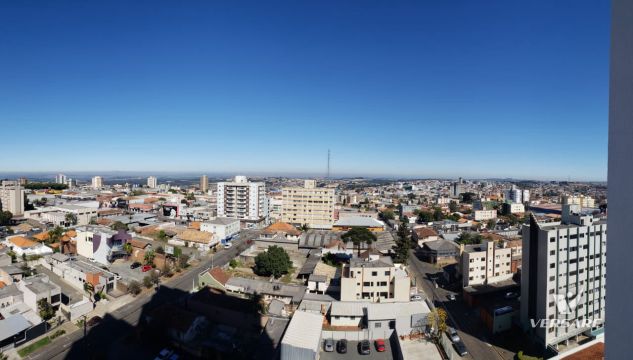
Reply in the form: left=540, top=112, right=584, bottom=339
left=324, top=338, right=334, bottom=352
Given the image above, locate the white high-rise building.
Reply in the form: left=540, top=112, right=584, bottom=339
left=200, top=175, right=209, bottom=193
left=0, top=180, right=25, bottom=216
left=147, top=176, right=158, bottom=188
left=522, top=189, right=531, bottom=203
left=91, top=176, right=103, bottom=189
left=216, top=176, right=268, bottom=221
left=460, top=240, right=512, bottom=287
left=55, top=173, right=67, bottom=184
left=520, top=205, right=606, bottom=351
left=560, top=195, right=595, bottom=208
left=282, top=180, right=335, bottom=229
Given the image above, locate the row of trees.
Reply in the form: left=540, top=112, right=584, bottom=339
left=25, top=182, right=68, bottom=190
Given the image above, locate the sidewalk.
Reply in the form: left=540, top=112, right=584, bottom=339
left=6, top=321, right=79, bottom=360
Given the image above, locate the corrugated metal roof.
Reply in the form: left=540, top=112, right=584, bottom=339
left=330, top=301, right=366, bottom=316
left=281, top=311, right=323, bottom=351
left=0, top=314, right=31, bottom=341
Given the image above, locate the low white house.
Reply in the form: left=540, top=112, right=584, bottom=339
left=199, top=217, right=240, bottom=243
left=5, top=236, right=53, bottom=257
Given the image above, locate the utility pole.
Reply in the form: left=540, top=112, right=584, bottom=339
left=326, top=149, right=331, bottom=179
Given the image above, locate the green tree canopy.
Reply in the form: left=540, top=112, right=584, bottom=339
left=111, top=221, right=128, bottom=231
left=341, top=227, right=378, bottom=256
left=65, top=213, right=77, bottom=226
left=0, top=211, right=12, bottom=226
left=253, top=245, right=293, bottom=278
left=380, top=210, right=395, bottom=221
left=48, top=226, right=64, bottom=244
left=457, top=232, right=483, bottom=245
left=449, top=201, right=458, bottom=213
left=38, top=299, right=56, bottom=321
left=416, top=211, right=433, bottom=224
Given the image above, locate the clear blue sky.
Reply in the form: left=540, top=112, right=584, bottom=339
left=0, top=1, right=610, bottom=180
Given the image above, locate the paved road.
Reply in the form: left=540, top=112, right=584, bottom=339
left=407, top=250, right=514, bottom=360
left=26, top=231, right=259, bottom=360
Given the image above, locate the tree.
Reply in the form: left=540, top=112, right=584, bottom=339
left=433, top=207, right=444, bottom=221
left=427, top=308, right=448, bottom=339
left=486, top=218, right=497, bottom=229
left=449, top=201, right=458, bottom=213
left=128, top=280, right=141, bottom=295
left=341, top=227, right=377, bottom=256
left=38, top=299, right=56, bottom=322
left=156, top=230, right=168, bottom=241
left=229, top=259, right=238, bottom=268
left=460, top=192, right=477, bottom=204
left=144, top=250, right=155, bottom=265
left=456, top=232, right=483, bottom=245
left=393, top=222, right=412, bottom=264
left=142, top=276, right=153, bottom=288
left=123, top=242, right=133, bottom=256
left=178, top=253, right=190, bottom=268
left=0, top=211, right=13, bottom=226
left=155, top=246, right=165, bottom=255
left=416, top=211, right=433, bottom=224
left=298, top=224, right=310, bottom=232
left=24, top=194, right=35, bottom=211
left=253, top=245, right=293, bottom=278
left=111, top=221, right=128, bottom=231
left=48, top=226, right=64, bottom=244
left=380, top=210, right=395, bottom=221
left=149, top=270, right=160, bottom=286
left=65, top=213, right=78, bottom=226
left=506, top=214, right=519, bottom=226
left=185, top=193, right=195, bottom=201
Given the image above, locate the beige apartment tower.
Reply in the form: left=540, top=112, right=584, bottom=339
left=0, top=180, right=25, bottom=216
left=200, top=175, right=209, bottom=193
left=282, top=180, right=335, bottom=229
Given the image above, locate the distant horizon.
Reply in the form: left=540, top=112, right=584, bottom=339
left=0, top=170, right=607, bottom=183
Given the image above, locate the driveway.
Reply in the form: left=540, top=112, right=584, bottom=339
left=320, top=340, right=393, bottom=360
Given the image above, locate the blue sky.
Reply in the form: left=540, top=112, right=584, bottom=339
left=0, top=1, right=610, bottom=180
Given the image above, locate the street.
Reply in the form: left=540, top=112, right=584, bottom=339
left=24, top=230, right=259, bottom=360
left=407, top=250, right=515, bottom=360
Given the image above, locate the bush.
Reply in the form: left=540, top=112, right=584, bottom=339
left=50, top=329, right=66, bottom=339
left=517, top=351, right=543, bottom=360
left=128, top=280, right=142, bottom=295
left=229, top=259, right=238, bottom=268
left=142, top=276, right=153, bottom=288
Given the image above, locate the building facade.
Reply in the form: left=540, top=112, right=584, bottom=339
left=474, top=209, right=497, bottom=221
left=147, top=176, right=158, bottom=188
left=461, top=240, right=513, bottom=287
left=520, top=206, right=606, bottom=351
left=216, top=176, right=268, bottom=222
left=0, top=180, right=25, bottom=216
left=200, top=175, right=209, bottom=193
left=282, top=180, right=335, bottom=229
left=340, top=255, right=410, bottom=302
left=91, top=176, right=103, bottom=189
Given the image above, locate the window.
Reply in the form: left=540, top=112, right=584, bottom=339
left=550, top=237, right=556, bottom=243
left=371, top=271, right=378, bottom=276
left=363, top=282, right=371, bottom=286
left=550, top=263, right=555, bottom=269
left=375, top=322, right=382, bottom=328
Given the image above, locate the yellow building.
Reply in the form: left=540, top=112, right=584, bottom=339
left=282, top=180, right=335, bottom=230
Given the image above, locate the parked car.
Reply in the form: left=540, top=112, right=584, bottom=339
left=410, top=294, right=423, bottom=301
left=374, top=339, right=386, bottom=352
left=447, top=327, right=461, bottom=342
left=88, top=257, right=96, bottom=263
left=130, top=262, right=141, bottom=269
left=504, top=291, right=519, bottom=299
left=223, top=242, right=232, bottom=249
left=453, top=340, right=468, bottom=356
left=154, top=348, right=173, bottom=360
left=324, top=338, right=334, bottom=352
left=141, top=265, right=153, bottom=272
left=359, top=340, right=371, bottom=355
left=447, top=294, right=456, bottom=301
left=87, top=316, right=102, bottom=327
left=336, top=339, right=347, bottom=354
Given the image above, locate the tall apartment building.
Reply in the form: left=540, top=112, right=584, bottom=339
left=0, top=180, right=25, bottom=216
left=216, top=176, right=268, bottom=222
left=282, top=180, right=335, bottom=229
left=460, top=240, right=513, bottom=287
left=520, top=205, right=606, bottom=350
left=560, top=195, right=595, bottom=208
left=200, top=175, right=209, bottom=193
left=340, top=254, right=410, bottom=302
left=450, top=177, right=463, bottom=198
left=147, top=176, right=158, bottom=188
left=91, top=176, right=103, bottom=189
left=55, top=173, right=67, bottom=184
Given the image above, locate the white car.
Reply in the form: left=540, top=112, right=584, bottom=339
left=410, top=294, right=423, bottom=301
left=223, top=242, right=232, bottom=249
left=447, top=294, right=456, bottom=301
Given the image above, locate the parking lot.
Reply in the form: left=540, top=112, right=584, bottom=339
left=320, top=340, right=394, bottom=360
left=108, top=258, right=148, bottom=283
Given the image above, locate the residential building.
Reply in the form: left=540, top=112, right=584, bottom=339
left=560, top=195, right=596, bottom=209
left=418, top=239, right=459, bottom=265
left=91, top=176, right=103, bottom=189
left=502, top=202, right=525, bottom=215
left=16, top=274, right=61, bottom=312
left=474, top=209, right=497, bottom=221
left=268, top=195, right=283, bottom=221
left=460, top=240, right=513, bottom=287
left=147, top=176, right=158, bottom=188
left=280, top=311, right=323, bottom=360
left=520, top=206, right=606, bottom=350
left=450, top=177, right=463, bottom=198
left=5, top=236, right=53, bottom=257
left=331, top=216, right=385, bottom=232
left=200, top=175, right=208, bottom=193
left=411, top=226, right=439, bottom=246
left=55, top=173, right=67, bottom=184
left=199, top=217, right=240, bottom=243
left=340, top=255, right=410, bottom=302
left=168, top=229, right=217, bottom=251
left=216, top=176, right=268, bottom=222
left=0, top=180, right=25, bottom=216
left=282, top=180, right=335, bottom=229
left=45, top=254, right=118, bottom=293
left=74, top=226, right=131, bottom=265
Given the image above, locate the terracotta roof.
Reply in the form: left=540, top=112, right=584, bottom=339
left=189, top=221, right=201, bottom=230
left=49, top=243, right=61, bottom=249
left=129, top=204, right=154, bottom=210
left=504, top=239, right=522, bottom=248
left=65, top=229, right=77, bottom=238
left=97, top=218, right=113, bottom=226
left=263, top=222, right=301, bottom=236
left=33, top=232, right=50, bottom=241
left=482, top=233, right=504, bottom=241
left=177, top=229, right=213, bottom=243
left=9, top=236, right=38, bottom=248
left=129, top=238, right=151, bottom=249
left=413, top=227, right=438, bottom=239
left=208, top=267, right=230, bottom=286
left=0, top=281, right=6, bottom=289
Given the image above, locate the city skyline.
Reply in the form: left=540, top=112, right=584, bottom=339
left=0, top=1, right=610, bottom=181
